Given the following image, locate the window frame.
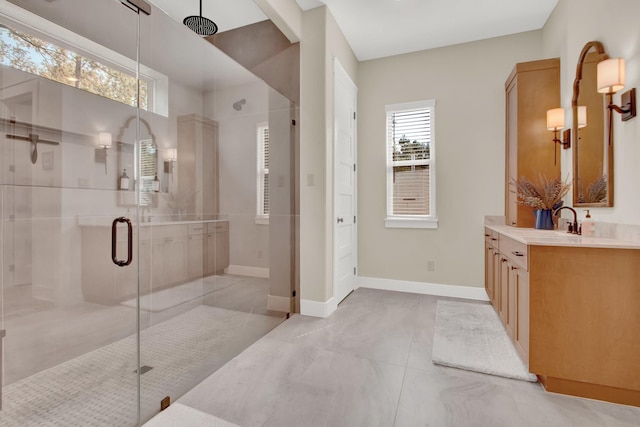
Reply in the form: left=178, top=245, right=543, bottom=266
left=385, top=99, right=438, bottom=229
left=0, top=6, right=168, bottom=116
left=256, top=122, right=269, bottom=225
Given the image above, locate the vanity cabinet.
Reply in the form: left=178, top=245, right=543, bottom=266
left=505, top=58, right=560, bottom=227
left=484, top=224, right=640, bottom=407
left=205, top=221, right=229, bottom=276
left=81, top=220, right=229, bottom=304
left=151, top=225, right=189, bottom=289
left=484, top=227, right=530, bottom=364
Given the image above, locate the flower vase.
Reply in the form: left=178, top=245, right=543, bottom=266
left=534, top=209, right=554, bottom=230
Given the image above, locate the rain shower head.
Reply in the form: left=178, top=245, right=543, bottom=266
left=233, top=99, right=246, bottom=111
left=184, top=0, right=218, bottom=36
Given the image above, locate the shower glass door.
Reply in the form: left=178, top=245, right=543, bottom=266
left=1, top=0, right=146, bottom=425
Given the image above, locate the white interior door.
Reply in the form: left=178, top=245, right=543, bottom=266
left=333, top=59, right=357, bottom=304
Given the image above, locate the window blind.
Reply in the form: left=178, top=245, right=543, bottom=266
left=258, top=125, right=270, bottom=216
left=387, top=105, right=432, bottom=216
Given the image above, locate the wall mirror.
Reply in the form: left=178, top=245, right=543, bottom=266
left=572, top=41, right=612, bottom=206
left=116, top=116, right=158, bottom=207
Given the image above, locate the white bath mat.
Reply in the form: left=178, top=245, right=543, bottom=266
left=432, top=300, right=537, bottom=382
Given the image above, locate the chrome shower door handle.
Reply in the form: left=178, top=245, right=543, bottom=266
left=112, top=217, right=133, bottom=267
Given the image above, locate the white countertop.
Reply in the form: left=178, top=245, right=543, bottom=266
left=78, top=218, right=228, bottom=227
left=485, top=224, right=640, bottom=249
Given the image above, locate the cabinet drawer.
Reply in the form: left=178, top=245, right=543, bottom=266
left=484, top=227, right=499, bottom=248
left=188, top=223, right=206, bottom=235
left=207, top=221, right=229, bottom=233
left=151, top=224, right=188, bottom=239
left=500, top=235, right=528, bottom=271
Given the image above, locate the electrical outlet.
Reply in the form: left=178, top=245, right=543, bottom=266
left=426, top=260, right=435, bottom=272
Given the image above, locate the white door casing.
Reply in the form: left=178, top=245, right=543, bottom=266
left=333, top=59, right=357, bottom=305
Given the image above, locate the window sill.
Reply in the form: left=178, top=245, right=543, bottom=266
left=385, top=217, right=438, bottom=229
left=255, top=216, right=269, bottom=225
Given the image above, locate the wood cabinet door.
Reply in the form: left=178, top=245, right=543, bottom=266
left=485, top=240, right=494, bottom=303
left=187, top=234, right=205, bottom=280
left=506, top=262, right=519, bottom=340
left=214, top=229, right=229, bottom=274
left=499, top=256, right=509, bottom=327
left=491, top=249, right=500, bottom=309
left=205, top=233, right=216, bottom=277
left=165, top=236, right=188, bottom=285
left=514, top=267, right=530, bottom=364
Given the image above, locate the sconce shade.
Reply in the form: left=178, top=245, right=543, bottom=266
left=166, top=148, right=177, bottom=162
left=597, top=58, right=625, bottom=94
left=98, top=132, right=112, bottom=149
left=578, top=106, right=587, bottom=128
left=547, top=108, right=564, bottom=131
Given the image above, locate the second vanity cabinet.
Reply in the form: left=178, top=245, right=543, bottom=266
left=81, top=220, right=229, bottom=305
left=484, top=224, right=640, bottom=407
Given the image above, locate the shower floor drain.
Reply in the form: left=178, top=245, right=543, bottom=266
left=134, top=365, right=153, bottom=375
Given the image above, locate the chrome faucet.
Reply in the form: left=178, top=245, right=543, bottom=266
left=553, top=206, right=579, bottom=234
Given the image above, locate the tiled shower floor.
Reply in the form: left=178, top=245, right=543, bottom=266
left=0, top=279, right=284, bottom=426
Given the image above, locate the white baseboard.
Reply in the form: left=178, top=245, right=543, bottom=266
left=224, top=265, right=269, bottom=278
left=357, top=276, right=489, bottom=301
left=267, top=295, right=292, bottom=313
left=300, top=297, right=337, bottom=318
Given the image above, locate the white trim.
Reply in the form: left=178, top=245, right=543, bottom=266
left=224, top=265, right=269, bottom=278
left=357, top=276, right=490, bottom=301
left=385, top=99, right=435, bottom=112
left=267, top=295, right=292, bottom=313
left=385, top=217, right=438, bottom=229
left=255, top=216, right=269, bottom=225
left=300, top=297, right=338, bottom=318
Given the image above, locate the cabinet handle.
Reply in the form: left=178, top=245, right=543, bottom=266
left=512, top=251, right=524, bottom=257
left=112, top=217, right=133, bottom=267
left=491, top=238, right=497, bottom=241
left=484, top=234, right=490, bottom=237
left=511, top=266, right=517, bottom=270
left=501, top=258, right=507, bottom=263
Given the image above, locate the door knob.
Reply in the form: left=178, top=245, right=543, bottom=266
left=337, top=217, right=344, bottom=223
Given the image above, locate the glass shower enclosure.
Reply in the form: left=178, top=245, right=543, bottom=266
left=0, top=0, right=296, bottom=425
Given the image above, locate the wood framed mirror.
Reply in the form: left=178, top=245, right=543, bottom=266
left=572, top=41, right=612, bottom=206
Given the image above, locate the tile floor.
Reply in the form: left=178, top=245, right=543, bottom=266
left=157, top=288, right=640, bottom=427
left=0, top=275, right=285, bottom=426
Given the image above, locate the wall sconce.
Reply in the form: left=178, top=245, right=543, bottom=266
left=164, top=148, right=177, bottom=173
left=95, top=131, right=112, bottom=173
left=597, top=58, right=636, bottom=121
left=547, top=108, right=570, bottom=166
left=577, top=106, right=587, bottom=129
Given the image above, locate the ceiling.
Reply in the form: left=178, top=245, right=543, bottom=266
left=148, top=0, right=559, bottom=62
left=148, top=0, right=268, bottom=34
left=296, top=0, right=559, bottom=61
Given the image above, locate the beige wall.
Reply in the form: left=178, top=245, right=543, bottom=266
left=205, top=82, right=270, bottom=270
left=299, top=6, right=358, bottom=303
left=542, top=0, right=640, bottom=225
left=356, top=31, right=543, bottom=288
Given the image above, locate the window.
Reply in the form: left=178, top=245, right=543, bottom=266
left=385, top=100, right=437, bottom=229
left=1, top=24, right=149, bottom=110
left=0, top=11, right=169, bottom=116
left=256, top=122, right=269, bottom=224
